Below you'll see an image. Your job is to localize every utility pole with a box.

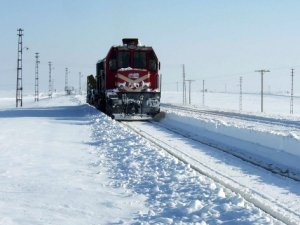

[48,62,52,98]
[65,67,69,94]
[52,78,55,93]
[185,79,195,104]
[176,81,178,92]
[16,28,24,107]
[290,69,294,114]
[255,69,270,112]
[202,79,205,106]
[182,64,186,104]
[78,72,82,95]
[239,76,243,111]
[34,53,40,102]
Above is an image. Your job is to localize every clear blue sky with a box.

[1,0,300,94]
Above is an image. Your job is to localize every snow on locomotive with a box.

[87,38,161,120]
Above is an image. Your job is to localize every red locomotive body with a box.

[87,38,161,120]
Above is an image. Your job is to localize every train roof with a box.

[113,45,153,50]
[97,39,157,64]
[113,38,154,50]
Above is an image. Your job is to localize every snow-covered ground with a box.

[161,91,300,116]
[161,92,300,177]
[0,95,146,224]
[0,91,299,224]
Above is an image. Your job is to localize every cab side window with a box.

[149,51,157,71]
[109,51,117,70]
[97,61,104,76]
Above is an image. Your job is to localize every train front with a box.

[105,38,161,120]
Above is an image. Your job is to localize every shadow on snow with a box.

[0,105,98,121]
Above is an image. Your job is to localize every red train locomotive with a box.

[87,38,161,120]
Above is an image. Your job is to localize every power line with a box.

[185,64,300,82]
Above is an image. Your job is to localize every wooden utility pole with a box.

[65,67,69,94]
[79,72,82,95]
[185,79,195,104]
[202,80,205,106]
[239,76,243,111]
[290,69,294,114]
[255,69,270,112]
[182,64,186,104]
[48,62,52,98]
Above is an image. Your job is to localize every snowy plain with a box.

[161,91,300,175]
[0,93,146,224]
[0,91,299,224]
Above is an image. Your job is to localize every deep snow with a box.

[0,95,146,224]
[161,91,300,116]
[0,92,297,224]
[161,91,300,178]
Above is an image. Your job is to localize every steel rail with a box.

[121,120,300,225]
[161,103,300,130]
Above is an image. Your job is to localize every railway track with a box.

[121,120,300,225]
[161,103,300,130]
[151,120,300,182]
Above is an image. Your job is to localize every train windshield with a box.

[118,51,130,68]
[134,52,146,69]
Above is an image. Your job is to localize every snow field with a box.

[161,110,300,178]
[91,113,280,224]
[0,95,146,225]
[161,91,300,116]
[0,93,294,224]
